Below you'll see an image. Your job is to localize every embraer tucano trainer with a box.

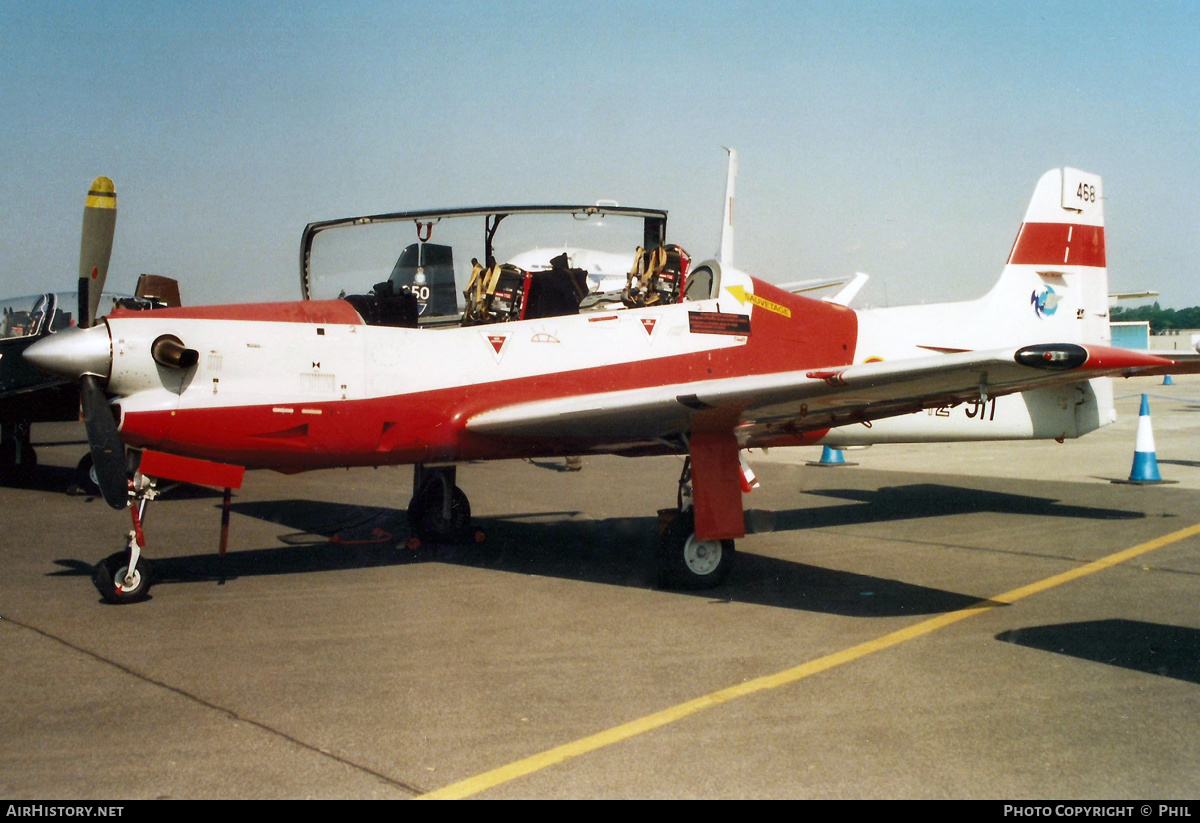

[25,162,1192,603]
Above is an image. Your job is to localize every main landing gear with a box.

[407,464,476,544]
[70,453,103,497]
[656,457,735,590]
[406,459,734,588]
[0,421,37,484]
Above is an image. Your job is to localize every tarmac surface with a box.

[2,375,1199,799]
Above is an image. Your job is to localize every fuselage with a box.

[102,267,856,469]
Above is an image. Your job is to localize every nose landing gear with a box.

[91,475,156,604]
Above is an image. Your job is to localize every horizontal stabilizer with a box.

[774,276,848,294]
[824,272,870,307]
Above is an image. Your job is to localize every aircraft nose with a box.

[23,324,112,381]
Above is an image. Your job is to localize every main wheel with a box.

[659,509,734,590]
[407,482,471,540]
[92,551,153,604]
[72,453,102,496]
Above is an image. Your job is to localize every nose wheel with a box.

[93,550,153,604]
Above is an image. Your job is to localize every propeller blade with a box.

[79,374,128,509]
[78,177,117,328]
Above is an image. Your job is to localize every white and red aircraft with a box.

[25,163,1191,603]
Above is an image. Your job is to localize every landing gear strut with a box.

[407,464,472,540]
[91,474,156,604]
[0,421,37,483]
[657,457,735,589]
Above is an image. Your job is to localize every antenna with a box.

[716,148,737,264]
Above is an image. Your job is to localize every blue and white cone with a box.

[807,445,855,467]
[1163,374,1174,386]
[1126,394,1163,483]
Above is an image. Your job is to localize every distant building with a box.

[1111,321,1150,350]
[1148,327,1200,353]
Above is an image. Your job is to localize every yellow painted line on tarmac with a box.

[418,521,1200,799]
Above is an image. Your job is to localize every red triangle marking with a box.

[641,318,656,335]
[488,335,506,354]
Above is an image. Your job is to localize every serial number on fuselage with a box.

[927,397,997,421]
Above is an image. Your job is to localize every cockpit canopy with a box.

[300,205,669,324]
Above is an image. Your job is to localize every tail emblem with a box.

[1031,286,1062,318]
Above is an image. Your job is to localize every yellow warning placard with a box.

[725,286,791,318]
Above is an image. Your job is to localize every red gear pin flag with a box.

[738,453,760,493]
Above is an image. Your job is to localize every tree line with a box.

[1111,303,1200,333]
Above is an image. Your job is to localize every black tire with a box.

[659,509,734,590]
[407,482,471,539]
[92,551,153,604]
[73,453,102,496]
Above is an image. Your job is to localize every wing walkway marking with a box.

[419,521,1200,799]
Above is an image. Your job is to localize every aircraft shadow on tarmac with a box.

[1158,458,1200,470]
[2,463,225,501]
[217,498,1013,618]
[768,483,1149,531]
[0,464,73,493]
[996,620,1200,684]
[51,483,1145,614]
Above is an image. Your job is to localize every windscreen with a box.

[0,295,49,339]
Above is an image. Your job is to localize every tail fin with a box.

[986,168,1109,346]
[716,147,737,264]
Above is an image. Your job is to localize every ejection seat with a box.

[462,260,526,325]
[622,244,690,308]
[523,253,589,320]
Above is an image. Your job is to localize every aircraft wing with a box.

[467,343,1189,445]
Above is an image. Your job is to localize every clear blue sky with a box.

[2,0,1197,308]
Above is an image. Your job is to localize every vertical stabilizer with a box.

[985,168,1109,346]
[716,148,737,264]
